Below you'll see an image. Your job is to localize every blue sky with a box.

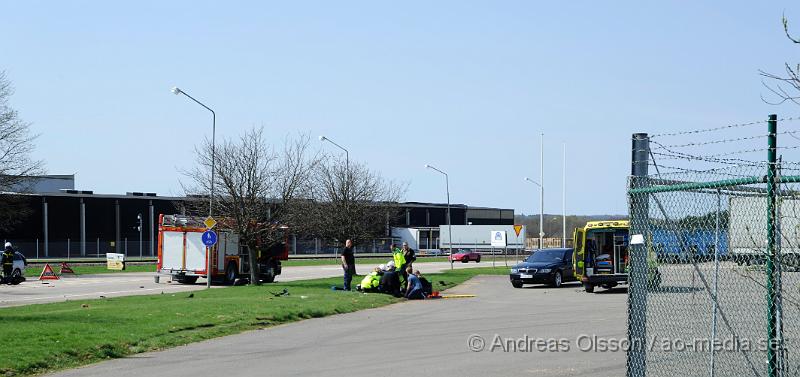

[2,1,799,215]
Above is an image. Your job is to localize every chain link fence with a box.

[627,115,800,377]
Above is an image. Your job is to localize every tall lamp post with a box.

[562,142,566,248]
[318,135,349,171]
[425,164,453,270]
[172,86,216,289]
[524,177,543,250]
[319,135,351,250]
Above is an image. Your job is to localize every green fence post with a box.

[766,113,778,377]
[627,133,649,377]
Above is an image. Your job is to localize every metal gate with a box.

[626,115,800,377]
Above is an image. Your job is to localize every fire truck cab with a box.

[156,214,288,285]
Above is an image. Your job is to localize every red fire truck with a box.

[156,214,288,284]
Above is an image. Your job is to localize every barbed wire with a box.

[637,152,762,166]
[646,163,760,179]
[656,130,800,149]
[649,120,766,138]
[648,116,800,138]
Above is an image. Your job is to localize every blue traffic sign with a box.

[202,230,218,246]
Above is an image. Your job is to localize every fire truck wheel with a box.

[261,265,276,283]
[177,276,198,285]
[224,262,237,285]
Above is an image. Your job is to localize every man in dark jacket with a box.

[2,242,14,284]
[340,239,356,291]
[379,261,402,297]
[399,242,415,284]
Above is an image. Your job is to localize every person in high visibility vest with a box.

[392,244,407,284]
[357,267,383,292]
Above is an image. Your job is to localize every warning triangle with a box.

[60,262,75,274]
[39,263,60,280]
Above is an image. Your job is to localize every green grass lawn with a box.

[0,266,507,376]
[31,255,522,277]
[66,264,157,275]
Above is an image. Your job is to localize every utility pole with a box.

[562,142,567,248]
[172,86,216,289]
[539,133,544,249]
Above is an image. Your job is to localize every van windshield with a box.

[526,250,563,263]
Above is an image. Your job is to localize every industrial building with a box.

[0,175,515,258]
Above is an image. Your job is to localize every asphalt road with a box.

[0,260,492,307]
[48,276,628,377]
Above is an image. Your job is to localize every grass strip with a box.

[38,256,482,275]
[0,266,508,376]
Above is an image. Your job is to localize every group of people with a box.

[339,240,432,299]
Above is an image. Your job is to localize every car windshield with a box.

[526,250,564,263]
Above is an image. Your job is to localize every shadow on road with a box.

[594,287,628,294]
[520,282,582,289]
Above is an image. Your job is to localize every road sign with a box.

[513,224,523,237]
[490,231,507,247]
[60,262,75,274]
[106,253,125,270]
[39,263,59,280]
[203,216,217,229]
[202,230,218,246]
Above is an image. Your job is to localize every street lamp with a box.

[172,86,215,289]
[425,164,453,269]
[319,135,349,171]
[319,135,351,244]
[524,177,544,250]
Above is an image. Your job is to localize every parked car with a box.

[424,249,447,257]
[449,250,481,263]
[509,248,575,288]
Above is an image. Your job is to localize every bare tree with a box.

[760,14,800,105]
[184,127,315,285]
[299,156,406,246]
[0,71,43,232]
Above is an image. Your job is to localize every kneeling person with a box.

[357,267,383,292]
[379,261,402,297]
[405,267,426,300]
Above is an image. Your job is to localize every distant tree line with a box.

[514,214,627,239]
